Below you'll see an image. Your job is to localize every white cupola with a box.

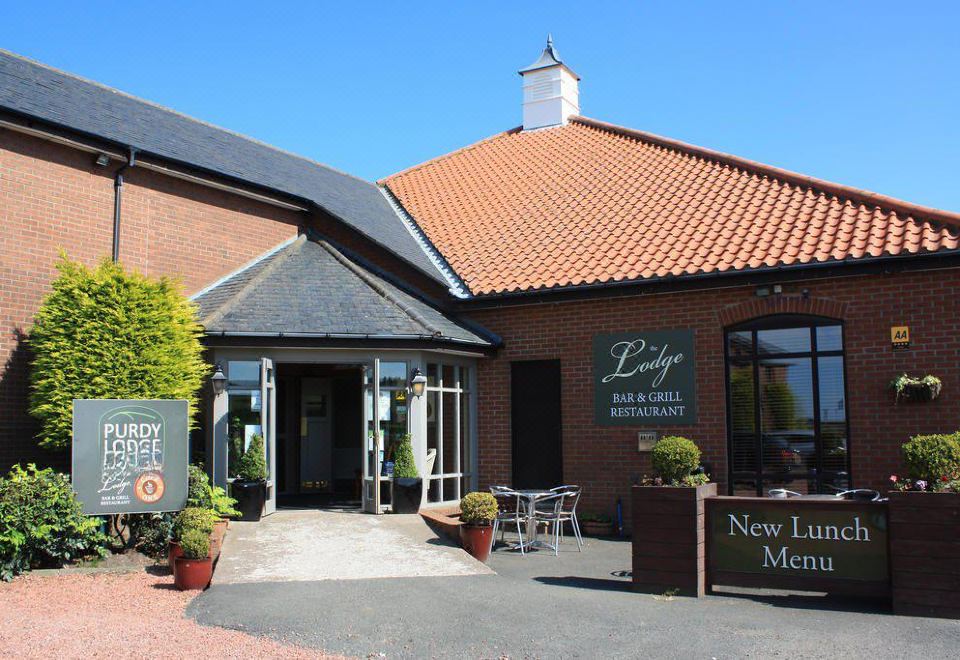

[518,35,580,131]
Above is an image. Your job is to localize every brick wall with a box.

[0,128,301,468]
[466,269,960,522]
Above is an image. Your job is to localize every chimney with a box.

[518,35,580,131]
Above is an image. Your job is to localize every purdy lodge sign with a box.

[72,399,189,515]
[593,329,697,425]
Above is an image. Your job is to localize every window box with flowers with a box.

[888,433,960,619]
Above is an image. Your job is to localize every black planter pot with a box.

[391,477,422,514]
[232,479,265,521]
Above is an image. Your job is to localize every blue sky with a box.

[2,2,958,211]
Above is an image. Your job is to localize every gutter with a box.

[204,330,492,347]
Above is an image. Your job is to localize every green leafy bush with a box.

[0,465,107,580]
[179,528,210,560]
[210,485,240,519]
[392,434,419,479]
[902,433,960,487]
[238,433,267,482]
[186,464,239,518]
[128,512,176,558]
[651,436,702,484]
[28,256,207,450]
[172,507,217,540]
[459,492,498,526]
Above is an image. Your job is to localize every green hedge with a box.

[28,256,207,450]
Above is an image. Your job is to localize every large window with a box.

[426,362,475,503]
[725,316,849,496]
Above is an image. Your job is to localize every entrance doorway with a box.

[276,363,364,509]
[511,360,562,489]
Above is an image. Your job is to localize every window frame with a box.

[425,361,475,504]
[723,314,852,496]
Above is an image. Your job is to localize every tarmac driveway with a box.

[191,529,960,659]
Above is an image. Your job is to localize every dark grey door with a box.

[511,360,562,489]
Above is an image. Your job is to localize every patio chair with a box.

[490,487,527,555]
[531,491,567,556]
[547,485,583,551]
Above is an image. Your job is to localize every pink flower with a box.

[889,475,898,483]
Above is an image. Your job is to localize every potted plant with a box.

[391,433,422,514]
[169,507,218,569]
[579,513,614,537]
[890,374,942,402]
[232,433,267,521]
[459,492,498,563]
[173,528,213,591]
[633,436,715,597]
[888,432,960,618]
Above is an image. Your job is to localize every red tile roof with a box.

[383,116,960,296]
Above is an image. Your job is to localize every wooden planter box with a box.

[888,490,960,619]
[632,483,717,597]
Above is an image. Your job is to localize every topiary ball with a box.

[651,436,702,484]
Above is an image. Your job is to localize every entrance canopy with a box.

[194,235,495,348]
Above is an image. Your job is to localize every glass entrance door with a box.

[362,360,382,513]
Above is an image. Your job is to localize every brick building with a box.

[2,42,959,520]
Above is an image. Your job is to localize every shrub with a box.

[238,434,267,482]
[186,464,213,509]
[172,507,217,540]
[902,433,960,487]
[392,434,419,479]
[28,256,207,450]
[128,512,176,558]
[459,492,498,526]
[0,465,107,580]
[210,485,240,519]
[651,436,702,484]
[179,528,210,561]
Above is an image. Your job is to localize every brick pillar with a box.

[632,482,716,597]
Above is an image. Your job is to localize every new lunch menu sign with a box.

[72,399,188,515]
[593,329,697,426]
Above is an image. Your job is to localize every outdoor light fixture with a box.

[94,153,111,167]
[409,368,427,398]
[210,363,227,397]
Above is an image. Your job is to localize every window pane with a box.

[227,390,261,478]
[816,325,843,352]
[443,478,458,502]
[728,362,756,473]
[757,327,811,354]
[442,364,455,387]
[428,477,442,503]
[732,479,759,497]
[459,391,471,477]
[426,389,438,477]
[763,476,815,496]
[442,391,457,474]
[759,357,815,474]
[727,330,753,358]
[379,362,407,388]
[380,389,409,458]
[818,355,847,474]
[427,363,438,387]
[227,361,260,387]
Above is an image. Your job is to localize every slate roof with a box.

[384,116,960,296]
[0,49,445,285]
[194,235,493,346]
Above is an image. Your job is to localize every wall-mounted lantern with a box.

[409,368,427,398]
[210,363,227,397]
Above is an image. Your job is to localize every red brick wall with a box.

[466,269,960,522]
[0,129,301,468]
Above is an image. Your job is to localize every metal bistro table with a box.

[511,489,557,552]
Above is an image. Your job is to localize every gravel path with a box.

[0,570,346,659]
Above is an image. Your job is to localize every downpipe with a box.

[112,147,138,262]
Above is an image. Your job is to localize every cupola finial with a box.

[518,37,580,130]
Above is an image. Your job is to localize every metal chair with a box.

[548,485,583,550]
[531,491,567,556]
[490,487,526,555]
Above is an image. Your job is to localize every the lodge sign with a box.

[72,399,189,515]
[707,498,889,586]
[593,329,696,426]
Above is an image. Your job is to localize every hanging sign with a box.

[72,399,189,515]
[593,329,697,426]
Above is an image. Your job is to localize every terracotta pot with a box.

[174,556,213,591]
[209,534,221,559]
[167,540,183,571]
[459,523,494,563]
